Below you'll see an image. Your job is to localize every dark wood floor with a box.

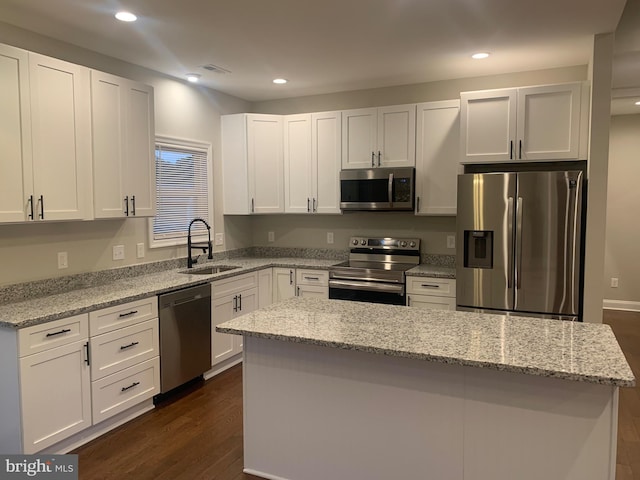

[73,310,640,480]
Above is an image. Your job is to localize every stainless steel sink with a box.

[180,265,240,275]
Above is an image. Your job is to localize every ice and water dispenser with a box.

[463,231,493,269]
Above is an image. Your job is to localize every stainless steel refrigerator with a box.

[456,171,584,321]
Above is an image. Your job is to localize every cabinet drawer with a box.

[213,272,258,299]
[90,319,159,380]
[296,269,329,286]
[91,356,159,424]
[407,294,456,311]
[406,277,456,297]
[18,314,89,357]
[89,297,158,336]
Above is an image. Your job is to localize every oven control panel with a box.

[349,237,420,251]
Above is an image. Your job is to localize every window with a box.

[150,136,212,247]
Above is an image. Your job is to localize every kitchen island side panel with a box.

[242,335,617,480]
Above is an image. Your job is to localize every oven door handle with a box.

[330,274,402,284]
[329,279,404,293]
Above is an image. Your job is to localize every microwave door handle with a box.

[388,173,394,208]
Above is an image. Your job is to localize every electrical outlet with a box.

[112,245,125,261]
[327,232,334,244]
[268,231,275,242]
[446,235,456,249]
[611,277,619,288]
[136,243,145,259]
[215,233,224,246]
[57,252,68,269]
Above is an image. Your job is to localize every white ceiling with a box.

[0,0,634,105]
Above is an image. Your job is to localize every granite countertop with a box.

[406,264,456,278]
[0,258,340,329]
[217,297,635,387]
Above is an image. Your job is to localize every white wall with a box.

[0,22,252,286]
[604,114,640,310]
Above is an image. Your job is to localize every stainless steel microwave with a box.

[340,167,415,211]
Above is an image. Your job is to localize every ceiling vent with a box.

[200,64,231,74]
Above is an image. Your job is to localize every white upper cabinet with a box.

[284,112,341,214]
[415,100,460,215]
[0,44,32,223]
[0,46,91,223]
[91,70,156,218]
[222,114,284,214]
[460,83,583,163]
[29,53,92,221]
[342,104,416,169]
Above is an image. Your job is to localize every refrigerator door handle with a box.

[516,196,524,290]
[507,196,514,289]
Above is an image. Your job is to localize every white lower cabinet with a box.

[296,269,329,299]
[273,268,296,302]
[18,316,92,454]
[212,272,258,365]
[258,268,273,309]
[406,277,456,311]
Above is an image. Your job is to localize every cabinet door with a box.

[29,53,91,220]
[234,287,258,352]
[460,89,516,164]
[91,70,127,218]
[407,294,456,311]
[125,82,156,217]
[211,293,236,365]
[312,111,341,214]
[415,100,460,215]
[377,104,416,167]
[296,284,328,299]
[20,340,91,453]
[273,268,296,303]
[0,44,32,223]
[258,268,273,309]
[284,114,313,213]
[341,108,377,169]
[248,115,284,213]
[517,83,581,161]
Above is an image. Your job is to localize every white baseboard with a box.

[603,299,640,312]
[203,354,242,380]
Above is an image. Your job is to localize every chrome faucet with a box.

[187,218,213,268]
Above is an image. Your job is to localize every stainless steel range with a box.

[329,237,420,305]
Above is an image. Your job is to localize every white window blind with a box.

[153,140,210,241]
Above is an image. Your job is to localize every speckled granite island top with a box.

[217,297,635,387]
[0,258,340,329]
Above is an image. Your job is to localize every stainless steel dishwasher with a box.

[158,283,211,394]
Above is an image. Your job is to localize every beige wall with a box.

[250,213,456,255]
[250,66,587,114]
[604,114,640,308]
[0,22,251,286]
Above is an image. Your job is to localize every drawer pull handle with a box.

[118,310,139,318]
[121,381,140,392]
[304,276,320,281]
[120,341,140,350]
[421,284,440,288]
[46,328,71,337]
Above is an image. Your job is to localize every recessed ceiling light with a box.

[186,74,201,83]
[635,101,640,106]
[115,11,137,22]
[273,78,288,85]
[471,52,490,60]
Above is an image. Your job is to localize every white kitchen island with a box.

[217,298,635,480]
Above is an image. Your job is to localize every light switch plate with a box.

[57,252,68,269]
[268,231,275,242]
[215,233,224,246]
[113,245,125,261]
[136,243,145,258]
[446,235,456,249]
